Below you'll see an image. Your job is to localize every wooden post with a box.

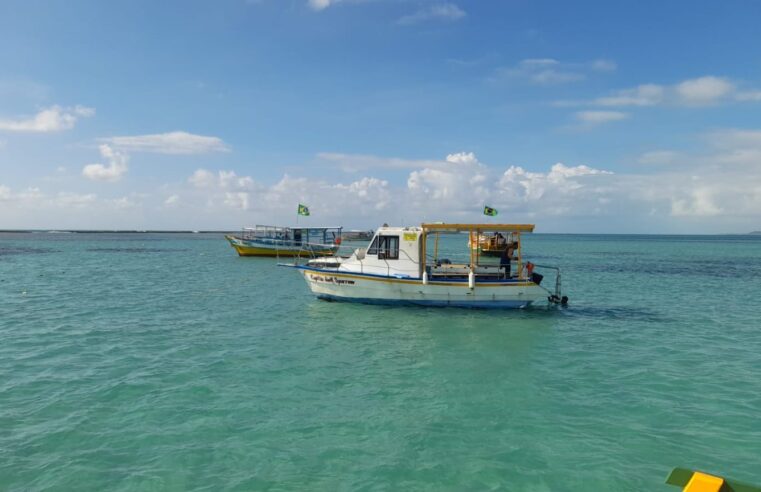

[420,228,426,278]
[469,229,475,269]
[516,231,522,279]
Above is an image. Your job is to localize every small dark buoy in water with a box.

[561,296,569,306]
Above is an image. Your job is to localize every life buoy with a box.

[335,237,342,245]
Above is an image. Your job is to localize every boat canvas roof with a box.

[244,225,342,231]
[421,223,535,233]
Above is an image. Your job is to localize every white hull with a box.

[297,266,548,308]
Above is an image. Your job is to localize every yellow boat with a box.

[225,225,342,258]
[467,231,518,257]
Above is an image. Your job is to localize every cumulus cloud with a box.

[188,169,255,190]
[675,76,734,106]
[4,144,761,232]
[670,188,722,217]
[101,131,229,155]
[0,105,94,132]
[406,152,490,215]
[498,163,613,209]
[82,145,129,182]
[187,169,259,211]
[575,110,628,125]
[397,3,466,25]
[335,177,390,210]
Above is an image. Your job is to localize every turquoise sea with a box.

[1,232,760,491]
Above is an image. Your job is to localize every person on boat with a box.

[500,243,513,278]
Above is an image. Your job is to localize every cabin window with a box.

[367,236,379,255]
[378,235,399,260]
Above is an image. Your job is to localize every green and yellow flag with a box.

[297,204,310,216]
[483,205,498,217]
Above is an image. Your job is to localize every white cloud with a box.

[308,0,335,10]
[671,188,722,217]
[499,58,583,85]
[82,144,129,182]
[397,3,466,25]
[493,58,615,86]
[186,169,259,211]
[306,0,372,11]
[736,91,761,102]
[675,76,734,106]
[188,169,216,188]
[3,144,761,232]
[188,169,256,190]
[56,192,98,207]
[594,84,665,107]
[224,192,250,210]
[0,185,44,203]
[0,105,94,132]
[583,76,735,108]
[110,196,139,210]
[498,163,612,206]
[638,150,682,165]
[317,152,442,172]
[407,152,489,214]
[575,110,628,125]
[335,177,390,210]
[101,131,229,155]
[708,128,761,150]
[590,59,617,72]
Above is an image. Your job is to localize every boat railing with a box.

[275,240,342,263]
[531,263,567,305]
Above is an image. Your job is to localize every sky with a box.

[1,0,761,233]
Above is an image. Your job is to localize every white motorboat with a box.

[282,223,567,308]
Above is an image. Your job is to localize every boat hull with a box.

[226,235,337,257]
[296,266,548,309]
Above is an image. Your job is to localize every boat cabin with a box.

[337,223,535,281]
[241,225,342,247]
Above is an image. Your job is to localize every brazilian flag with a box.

[297,204,310,216]
[483,205,498,217]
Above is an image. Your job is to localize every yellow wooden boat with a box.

[226,225,342,257]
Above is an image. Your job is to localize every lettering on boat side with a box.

[310,274,355,285]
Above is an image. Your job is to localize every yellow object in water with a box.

[683,472,724,492]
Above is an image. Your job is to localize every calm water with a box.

[1,232,760,490]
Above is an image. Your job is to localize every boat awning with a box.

[421,223,535,233]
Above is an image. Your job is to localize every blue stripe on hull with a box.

[295,265,529,284]
[315,294,532,309]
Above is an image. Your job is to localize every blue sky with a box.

[1,0,761,232]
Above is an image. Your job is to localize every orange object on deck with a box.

[683,472,724,492]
